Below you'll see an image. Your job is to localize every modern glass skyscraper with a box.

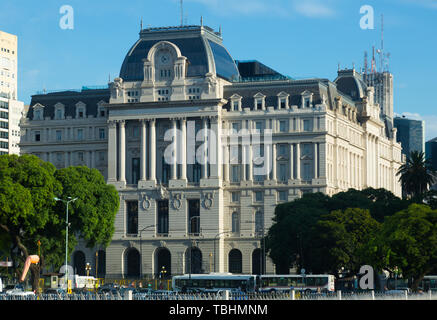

[394,116,425,158]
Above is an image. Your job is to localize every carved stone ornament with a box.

[172,193,182,210]
[203,192,214,209]
[156,185,169,199]
[141,193,151,211]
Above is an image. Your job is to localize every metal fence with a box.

[1,290,436,301]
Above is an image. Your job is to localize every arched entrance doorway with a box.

[73,251,85,276]
[96,250,106,278]
[125,248,140,278]
[156,247,171,279]
[228,249,242,274]
[186,247,203,274]
[252,248,265,275]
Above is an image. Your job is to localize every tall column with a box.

[223,144,229,182]
[171,118,178,180]
[271,143,277,180]
[289,144,294,180]
[107,120,117,182]
[181,118,187,180]
[209,116,221,180]
[140,119,147,181]
[202,117,208,179]
[248,144,253,181]
[119,120,126,183]
[295,143,301,180]
[313,142,318,179]
[242,145,247,181]
[149,119,156,182]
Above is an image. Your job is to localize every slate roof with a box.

[27,88,110,120]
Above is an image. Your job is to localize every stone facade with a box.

[20,25,403,279]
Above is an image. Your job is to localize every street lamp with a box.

[86,263,91,277]
[54,196,78,289]
[139,224,155,279]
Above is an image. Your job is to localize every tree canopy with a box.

[0,155,119,290]
[265,188,410,276]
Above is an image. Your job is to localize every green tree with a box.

[312,208,380,276]
[266,188,408,275]
[397,151,435,201]
[0,155,120,291]
[0,154,61,290]
[367,204,437,291]
[265,192,330,273]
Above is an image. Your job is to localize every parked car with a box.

[44,288,67,295]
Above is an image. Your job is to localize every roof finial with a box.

[140,17,143,31]
[200,16,203,26]
[219,25,222,35]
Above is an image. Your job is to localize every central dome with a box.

[119,25,240,82]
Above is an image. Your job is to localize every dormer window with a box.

[277,92,289,109]
[301,90,313,108]
[34,110,42,120]
[230,94,242,112]
[32,103,45,120]
[253,93,266,111]
[75,102,87,119]
[54,102,65,120]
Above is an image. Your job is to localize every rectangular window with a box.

[231,165,240,183]
[279,164,287,181]
[278,191,288,201]
[256,99,263,110]
[132,158,140,184]
[279,120,287,132]
[99,128,105,140]
[303,120,310,132]
[254,191,263,202]
[157,200,169,235]
[77,129,83,140]
[255,121,263,133]
[56,130,62,141]
[232,122,239,132]
[231,192,240,203]
[280,98,286,109]
[188,200,200,234]
[232,101,239,111]
[35,131,41,142]
[127,201,138,235]
[78,152,84,162]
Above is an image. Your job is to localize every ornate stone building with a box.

[20,25,403,278]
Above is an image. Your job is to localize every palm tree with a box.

[397,151,436,200]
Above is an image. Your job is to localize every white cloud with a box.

[292,0,336,18]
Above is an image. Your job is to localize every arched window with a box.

[231,212,240,233]
[96,250,106,278]
[156,248,171,279]
[186,247,203,274]
[125,248,140,278]
[228,249,242,274]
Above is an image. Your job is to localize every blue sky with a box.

[1,0,436,139]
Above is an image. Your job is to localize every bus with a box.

[258,274,335,293]
[172,273,257,293]
[420,276,437,291]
